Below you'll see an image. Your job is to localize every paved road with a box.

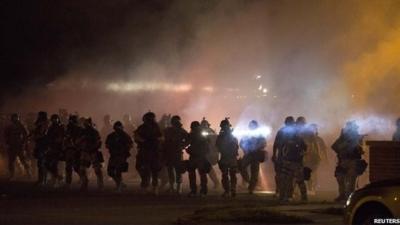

[0,180,343,225]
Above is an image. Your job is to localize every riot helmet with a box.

[142,112,156,123]
[171,115,182,127]
[113,121,124,131]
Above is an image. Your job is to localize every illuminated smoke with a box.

[232,126,272,139]
[347,114,396,139]
[106,81,192,93]
[3,1,400,192]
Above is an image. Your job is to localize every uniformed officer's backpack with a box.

[282,136,304,162]
[256,150,268,163]
[356,159,368,175]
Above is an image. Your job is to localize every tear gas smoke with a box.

[4,1,398,138]
[232,126,272,139]
[2,0,400,192]
[106,82,192,93]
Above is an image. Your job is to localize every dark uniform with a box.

[239,120,267,194]
[162,115,188,193]
[134,112,162,194]
[25,112,36,177]
[106,121,133,191]
[45,114,65,186]
[78,118,104,191]
[33,112,49,185]
[187,121,210,196]
[332,121,365,201]
[4,114,30,179]
[216,118,239,197]
[279,124,308,202]
[64,115,82,186]
[272,116,295,197]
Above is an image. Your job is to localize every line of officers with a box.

[4,111,396,201]
[2,111,267,197]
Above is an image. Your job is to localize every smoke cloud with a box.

[2,0,400,139]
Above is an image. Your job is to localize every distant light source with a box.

[258,84,263,90]
[262,88,268,93]
[106,82,192,93]
[202,86,214,92]
[255,75,262,80]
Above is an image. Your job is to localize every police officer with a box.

[272,116,295,197]
[106,121,133,191]
[216,118,239,197]
[162,115,189,194]
[64,115,82,187]
[295,116,319,194]
[239,120,267,194]
[78,118,104,191]
[134,112,162,195]
[4,113,30,179]
[25,112,37,177]
[46,114,65,187]
[158,114,172,189]
[392,118,400,141]
[305,124,328,193]
[279,121,308,202]
[332,121,365,202]
[122,114,138,181]
[186,121,210,196]
[200,118,220,189]
[33,111,49,186]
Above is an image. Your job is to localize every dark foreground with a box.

[0,180,344,225]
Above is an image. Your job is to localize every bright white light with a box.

[232,126,272,138]
[256,75,262,80]
[106,82,192,93]
[258,84,263,90]
[201,131,209,137]
[262,88,268,93]
[345,193,353,206]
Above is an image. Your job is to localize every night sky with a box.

[2,0,189,97]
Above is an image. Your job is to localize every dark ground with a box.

[0,178,344,225]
